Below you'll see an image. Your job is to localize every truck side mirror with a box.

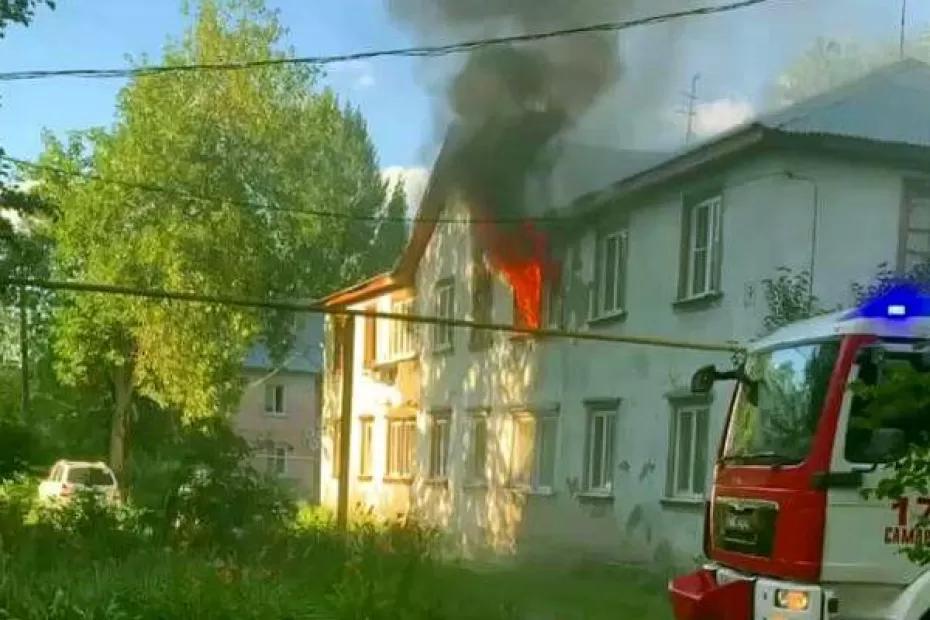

[864,428,907,463]
[691,365,717,394]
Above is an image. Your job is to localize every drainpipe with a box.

[784,171,820,301]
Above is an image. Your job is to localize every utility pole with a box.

[683,73,701,144]
[335,315,355,532]
[900,0,908,59]
[18,285,29,418]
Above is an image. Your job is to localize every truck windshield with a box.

[723,341,840,465]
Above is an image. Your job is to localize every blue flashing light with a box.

[844,284,930,321]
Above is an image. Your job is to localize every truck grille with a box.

[712,497,778,558]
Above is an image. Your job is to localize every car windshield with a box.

[723,340,840,465]
[67,467,114,486]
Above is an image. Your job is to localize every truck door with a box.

[821,344,930,587]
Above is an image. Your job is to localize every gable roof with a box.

[575,58,930,213]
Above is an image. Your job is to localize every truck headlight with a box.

[775,589,810,611]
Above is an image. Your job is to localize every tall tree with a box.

[0,0,53,34]
[365,178,409,274]
[775,33,930,105]
[30,0,389,476]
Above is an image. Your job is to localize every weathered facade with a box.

[320,60,930,567]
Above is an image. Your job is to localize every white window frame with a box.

[466,411,489,484]
[543,277,563,329]
[428,411,451,480]
[387,298,416,361]
[686,196,722,298]
[264,383,286,416]
[359,417,374,479]
[585,407,617,494]
[597,230,627,318]
[263,441,288,476]
[386,417,416,480]
[669,404,710,499]
[433,280,454,352]
[510,410,558,494]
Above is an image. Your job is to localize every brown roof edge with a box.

[320,272,404,308]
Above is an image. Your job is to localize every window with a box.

[388,299,416,360]
[433,280,454,351]
[467,413,488,483]
[264,442,288,476]
[386,417,417,479]
[364,313,378,368]
[900,180,930,272]
[543,277,563,329]
[511,411,558,492]
[264,384,285,415]
[845,347,930,464]
[428,412,451,480]
[597,231,627,317]
[682,195,722,299]
[359,418,374,478]
[670,405,710,498]
[470,251,493,350]
[585,407,617,494]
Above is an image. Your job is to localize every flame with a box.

[473,210,556,330]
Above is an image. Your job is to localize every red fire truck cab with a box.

[669,289,930,620]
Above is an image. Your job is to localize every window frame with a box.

[668,403,710,500]
[680,194,723,300]
[386,416,417,481]
[427,410,452,482]
[596,230,628,319]
[466,411,489,485]
[433,279,455,353]
[584,404,618,495]
[470,252,494,351]
[543,276,564,330]
[264,383,286,416]
[387,298,417,361]
[898,178,930,273]
[359,417,375,479]
[510,408,559,494]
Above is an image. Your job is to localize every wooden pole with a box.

[336,315,355,531]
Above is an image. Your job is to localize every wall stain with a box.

[639,460,656,482]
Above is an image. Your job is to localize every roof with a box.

[243,313,323,374]
[578,58,930,212]
[751,310,930,352]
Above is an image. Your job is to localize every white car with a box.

[38,460,121,505]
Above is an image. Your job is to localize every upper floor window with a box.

[470,249,494,350]
[543,277,563,330]
[681,195,722,299]
[433,280,454,352]
[901,180,930,272]
[388,299,416,360]
[264,384,285,416]
[595,230,627,318]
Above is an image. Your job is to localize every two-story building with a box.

[319,59,930,568]
[233,314,323,501]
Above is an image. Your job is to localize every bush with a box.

[0,416,38,481]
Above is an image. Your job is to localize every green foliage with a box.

[760,267,825,335]
[0,0,53,35]
[0,416,37,480]
[28,0,394,472]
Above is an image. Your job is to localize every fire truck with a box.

[669,289,930,619]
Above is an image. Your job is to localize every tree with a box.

[364,178,409,274]
[30,0,390,477]
[0,0,53,35]
[775,33,930,105]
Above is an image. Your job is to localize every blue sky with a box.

[1,1,928,174]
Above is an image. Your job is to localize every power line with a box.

[2,155,564,225]
[2,277,742,353]
[0,0,780,82]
